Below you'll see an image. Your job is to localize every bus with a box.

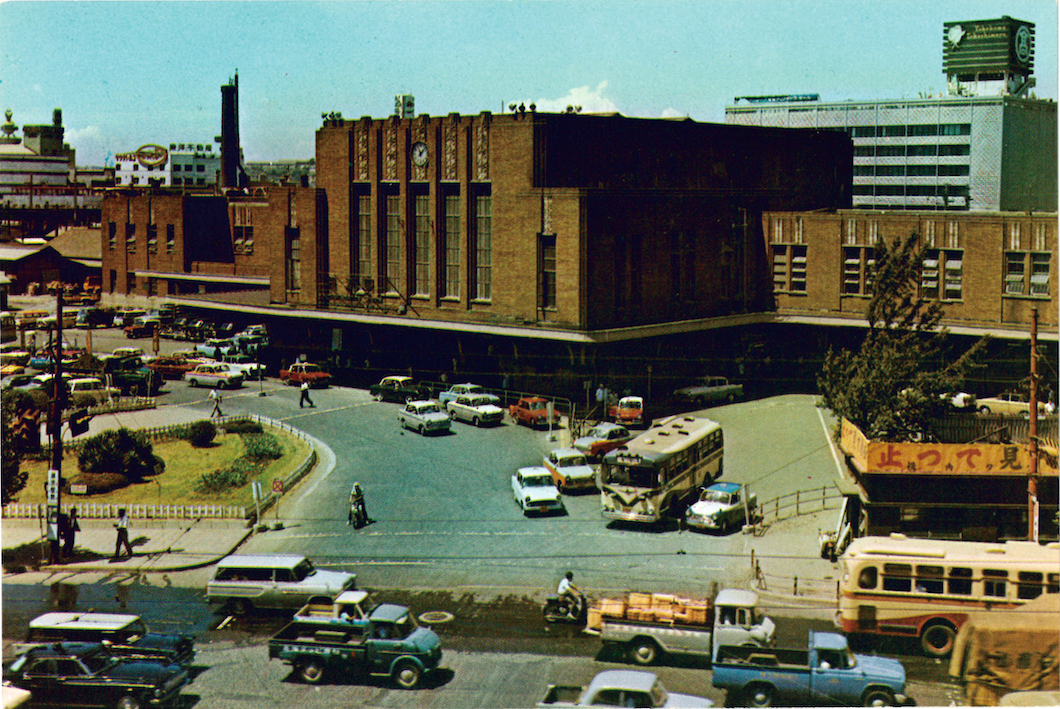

[837,534,1060,658]
[0,312,14,343]
[599,414,723,523]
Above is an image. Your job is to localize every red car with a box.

[508,396,562,428]
[279,362,332,388]
[146,356,198,380]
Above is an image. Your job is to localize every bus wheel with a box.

[920,622,956,657]
[744,682,774,708]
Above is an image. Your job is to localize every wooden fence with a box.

[6,414,314,521]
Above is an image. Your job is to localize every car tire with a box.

[978,405,991,414]
[189,379,199,388]
[232,598,253,616]
[862,689,896,707]
[115,696,141,709]
[745,682,775,708]
[473,417,481,427]
[298,659,325,684]
[391,659,422,689]
[630,638,659,665]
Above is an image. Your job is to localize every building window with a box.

[286,227,301,293]
[922,249,963,300]
[937,164,970,177]
[166,224,175,253]
[384,194,401,293]
[125,223,136,253]
[147,225,158,253]
[907,145,938,157]
[126,272,136,293]
[938,144,970,156]
[357,193,371,282]
[442,193,460,298]
[412,193,430,297]
[539,234,557,310]
[843,246,874,295]
[1006,252,1052,296]
[473,194,492,301]
[772,244,807,293]
[233,206,253,254]
[108,222,117,250]
[940,123,972,136]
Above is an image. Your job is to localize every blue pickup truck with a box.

[712,631,909,707]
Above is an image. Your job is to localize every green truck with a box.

[67,353,163,396]
[267,603,442,689]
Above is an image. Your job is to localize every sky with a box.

[0,0,1056,166]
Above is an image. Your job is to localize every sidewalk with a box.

[2,517,252,574]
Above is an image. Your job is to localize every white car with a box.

[543,448,597,491]
[511,466,565,516]
[438,382,501,406]
[220,353,266,380]
[398,400,452,435]
[67,377,121,404]
[184,363,244,389]
[446,394,505,426]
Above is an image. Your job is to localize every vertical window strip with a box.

[943,250,963,300]
[413,194,430,296]
[126,223,136,253]
[385,195,401,292]
[540,234,557,310]
[286,227,301,292]
[921,249,940,299]
[444,194,460,298]
[166,224,175,253]
[357,195,372,282]
[475,195,492,300]
[772,245,789,291]
[791,245,807,292]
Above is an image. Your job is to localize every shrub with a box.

[242,432,283,461]
[185,420,217,447]
[196,458,259,494]
[223,420,263,435]
[77,429,155,483]
[66,472,129,495]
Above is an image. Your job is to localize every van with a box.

[206,554,356,614]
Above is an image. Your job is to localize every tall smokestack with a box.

[220,72,246,188]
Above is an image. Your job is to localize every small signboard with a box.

[70,484,88,495]
[272,479,284,494]
[46,469,60,505]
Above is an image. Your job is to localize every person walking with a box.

[209,388,223,417]
[348,483,368,528]
[113,508,132,559]
[299,380,314,408]
[62,507,80,559]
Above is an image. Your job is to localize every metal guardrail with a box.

[756,485,844,527]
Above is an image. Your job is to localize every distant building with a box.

[169,142,221,187]
[244,159,315,186]
[726,17,1057,212]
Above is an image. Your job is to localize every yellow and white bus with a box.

[600,414,723,524]
[837,534,1060,657]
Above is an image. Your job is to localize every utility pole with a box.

[1028,307,1039,542]
[46,293,64,564]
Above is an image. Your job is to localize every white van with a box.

[206,554,356,614]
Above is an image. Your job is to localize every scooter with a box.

[543,591,587,623]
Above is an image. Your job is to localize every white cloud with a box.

[660,107,687,118]
[64,126,108,166]
[524,81,619,114]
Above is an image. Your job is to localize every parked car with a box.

[0,343,30,366]
[16,612,194,666]
[509,396,562,428]
[111,308,147,328]
[608,395,647,427]
[0,363,25,376]
[398,400,452,435]
[445,393,505,426]
[184,363,244,389]
[369,374,428,403]
[110,347,145,361]
[438,382,500,406]
[206,553,356,615]
[145,355,198,380]
[512,466,565,516]
[673,376,743,406]
[538,669,713,708]
[220,353,266,380]
[195,338,239,359]
[572,422,633,459]
[280,362,332,388]
[123,316,160,339]
[543,448,597,491]
[66,377,121,404]
[977,391,1054,418]
[685,482,758,533]
[3,641,188,709]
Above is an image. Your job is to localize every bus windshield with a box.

[604,463,658,489]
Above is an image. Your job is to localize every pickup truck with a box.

[293,590,377,625]
[597,588,774,666]
[280,362,332,388]
[509,396,562,428]
[538,669,713,707]
[268,604,442,689]
[673,376,743,407]
[369,375,427,403]
[712,631,909,707]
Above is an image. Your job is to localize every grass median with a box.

[18,426,311,509]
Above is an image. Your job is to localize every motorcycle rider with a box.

[557,571,582,615]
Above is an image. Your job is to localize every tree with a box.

[817,232,988,441]
[1,393,30,504]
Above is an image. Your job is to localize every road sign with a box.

[46,469,60,506]
[272,479,284,494]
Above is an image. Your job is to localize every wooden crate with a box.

[628,592,652,607]
[586,606,603,631]
[600,599,626,618]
